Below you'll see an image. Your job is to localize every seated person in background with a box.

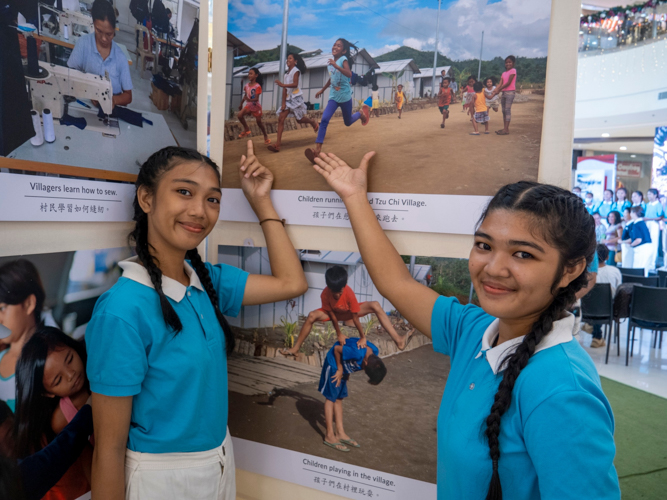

[67,0,132,108]
[588,245,622,348]
[280,265,414,356]
[318,337,386,452]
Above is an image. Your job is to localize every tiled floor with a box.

[578,322,667,399]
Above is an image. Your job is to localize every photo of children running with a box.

[238,68,271,144]
[491,55,517,135]
[317,335,386,452]
[438,77,454,129]
[470,81,490,135]
[279,265,414,357]
[267,53,319,153]
[304,39,369,164]
[394,84,405,119]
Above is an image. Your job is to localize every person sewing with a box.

[67,0,132,108]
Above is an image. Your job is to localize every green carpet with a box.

[600,377,667,499]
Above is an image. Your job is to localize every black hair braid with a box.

[479,184,595,500]
[185,249,236,355]
[130,213,183,333]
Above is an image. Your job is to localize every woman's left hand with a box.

[239,140,273,205]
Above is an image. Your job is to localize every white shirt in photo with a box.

[284,67,303,100]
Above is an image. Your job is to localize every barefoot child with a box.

[438,77,454,129]
[268,53,319,153]
[470,82,489,135]
[14,327,93,500]
[280,265,414,356]
[492,55,516,135]
[318,337,386,452]
[484,77,499,113]
[305,38,368,164]
[394,84,405,119]
[238,68,270,144]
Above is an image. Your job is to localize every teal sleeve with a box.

[86,313,148,397]
[524,391,620,500]
[588,252,599,273]
[206,262,249,317]
[430,295,490,359]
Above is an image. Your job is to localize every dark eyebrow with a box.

[474,231,492,240]
[508,240,545,253]
[173,178,221,194]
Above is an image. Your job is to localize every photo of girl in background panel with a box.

[85,142,307,500]
[309,150,620,500]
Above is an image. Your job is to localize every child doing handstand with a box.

[279,265,414,356]
[268,53,319,153]
[237,67,270,144]
[318,337,386,452]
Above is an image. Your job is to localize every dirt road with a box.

[228,345,450,483]
[222,96,543,196]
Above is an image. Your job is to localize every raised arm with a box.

[312,153,438,337]
[91,394,132,500]
[238,141,308,305]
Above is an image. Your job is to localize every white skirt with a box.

[125,430,235,500]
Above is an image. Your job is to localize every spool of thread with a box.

[63,24,69,40]
[30,111,44,146]
[43,109,56,143]
[27,36,39,77]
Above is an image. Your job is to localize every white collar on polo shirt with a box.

[118,256,205,303]
[474,312,576,375]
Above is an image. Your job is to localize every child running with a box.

[484,77,500,113]
[237,67,270,145]
[305,38,369,164]
[471,81,490,135]
[438,77,454,129]
[394,84,405,119]
[279,265,414,356]
[318,336,386,452]
[462,76,476,114]
[14,327,93,500]
[491,55,517,135]
[268,53,319,153]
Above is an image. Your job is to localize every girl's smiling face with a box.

[139,161,221,256]
[286,54,296,69]
[648,191,658,202]
[332,40,344,57]
[505,58,515,70]
[469,210,582,324]
[42,346,85,398]
[485,79,493,89]
[616,189,626,200]
[632,192,642,204]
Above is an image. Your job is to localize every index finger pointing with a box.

[246,139,254,157]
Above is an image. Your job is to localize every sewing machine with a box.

[39,3,94,39]
[29,61,119,136]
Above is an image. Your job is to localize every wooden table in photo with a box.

[6,108,176,182]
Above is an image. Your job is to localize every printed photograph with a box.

[1,0,198,182]
[222,0,550,197]
[219,245,475,482]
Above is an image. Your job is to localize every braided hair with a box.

[478,181,596,500]
[129,147,235,354]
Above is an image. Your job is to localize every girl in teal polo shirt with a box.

[311,151,620,499]
[86,141,307,500]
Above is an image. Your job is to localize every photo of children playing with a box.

[222,0,550,197]
[219,245,474,482]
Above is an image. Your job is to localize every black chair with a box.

[581,284,614,363]
[626,286,667,366]
[622,274,660,287]
[658,269,667,288]
[618,267,644,276]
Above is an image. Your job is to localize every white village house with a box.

[218,246,431,330]
[231,49,380,112]
[375,59,420,102]
[413,66,453,98]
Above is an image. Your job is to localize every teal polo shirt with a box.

[611,200,630,214]
[598,201,613,218]
[644,201,665,219]
[431,296,620,499]
[86,257,248,453]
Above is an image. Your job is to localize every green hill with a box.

[375,46,547,85]
[234,45,303,68]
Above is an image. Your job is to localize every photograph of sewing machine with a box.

[38,2,94,40]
